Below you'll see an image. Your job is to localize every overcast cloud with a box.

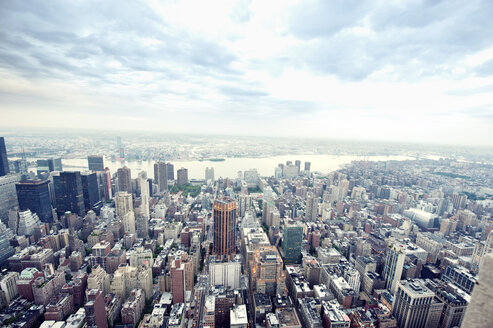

[1,0,492,145]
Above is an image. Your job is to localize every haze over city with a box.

[1,0,493,144]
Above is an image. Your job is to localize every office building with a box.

[0,137,9,177]
[54,171,85,216]
[8,209,41,236]
[392,279,443,328]
[167,162,174,180]
[249,246,286,296]
[283,220,304,264]
[85,289,108,328]
[153,161,168,192]
[87,155,104,171]
[382,242,406,294]
[210,257,241,289]
[171,258,185,304]
[205,167,215,182]
[0,271,19,306]
[0,174,20,225]
[305,192,319,221]
[15,179,53,222]
[117,166,132,193]
[114,191,132,217]
[102,167,112,200]
[36,158,62,174]
[117,136,125,159]
[177,167,188,186]
[81,172,100,212]
[304,162,311,172]
[213,198,237,256]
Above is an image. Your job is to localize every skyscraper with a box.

[0,137,9,177]
[55,171,85,216]
[213,198,237,256]
[0,221,14,264]
[102,168,112,200]
[392,279,442,328]
[282,220,304,264]
[205,167,215,182]
[153,161,167,192]
[167,163,174,181]
[304,162,311,171]
[0,174,20,225]
[177,167,188,186]
[81,172,101,212]
[305,192,319,221]
[15,179,53,223]
[114,191,133,218]
[87,155,104,171]
[117,136,125,159]
[36,158,62,175]
[382,243,406,294]
[117,166,132,193]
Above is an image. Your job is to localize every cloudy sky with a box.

[1,0,493,145]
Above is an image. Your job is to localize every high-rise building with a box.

[392,279,442,328]
[114,191,133,218]
[55,171,85,216]
[138,171,149,219]
[102,167,112,200]
[0,137,9,177]
[282,220,304,264]
[177,167,188,186]
[87,155,104,171]
[81,172,101,212]
[36,158,62,175]
[205,167,215,182]
[213,198,237,256]
[117,136,125,159]
[15,179,53,223]
[382,243,406,294]
[249,246,286,296]
[304,162,311,171]
[0,221,14,265]
[171,258,185,304]
[117,166,132,193]
[153,161,168,192]
[305,192,319,221]
[85,289,108,328]
[167,163,174,181]
[0,272,19,306]
[0,174,20,225]
[8,209,41,236]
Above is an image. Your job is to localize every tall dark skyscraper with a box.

[117,166,132,193]
[154,162,167,192]
[167,163,174,180]
[81,172,101,212]
[55,171,85,216]
[15,179,53,223]
[87,155,104,171]
[282,220,304,264]
[213,198,237,256]
[0,137,9,177]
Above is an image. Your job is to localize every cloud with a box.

[0,0,492,145]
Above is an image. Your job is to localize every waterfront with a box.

[58,154,416,180]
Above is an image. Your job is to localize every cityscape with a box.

[0,133,492,328]
[1,1,493,328]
